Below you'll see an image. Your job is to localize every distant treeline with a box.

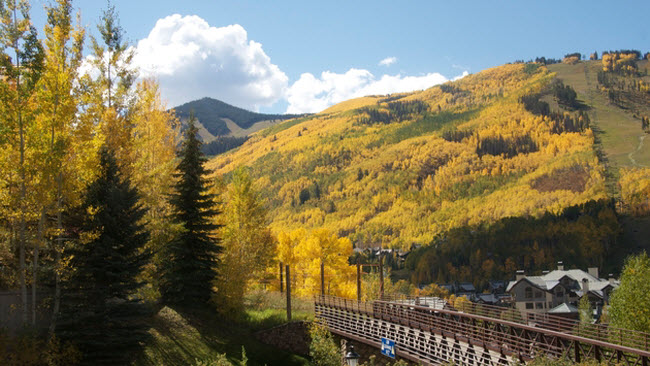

[405,199,620,290]
[357,100,429,125]
[520,80,583,109]
[441,127,473,143]
[515,50,649,65]
[201,136,249,156]
[476,134,538,158]
[519,81,590,134]
[602,50,643,59]
[511,57,561,65]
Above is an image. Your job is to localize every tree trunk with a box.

[49,173,63,336]
[19,213,26,325]
[33,211,45,326]
[14,4,28,327]
[107,51,112,108]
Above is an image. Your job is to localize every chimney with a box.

[588,267,599,279]
[542,270,549,275]
[557,261,564,271]
[582,278,589,292]
[516,270,525,281]
[608,274,615,285]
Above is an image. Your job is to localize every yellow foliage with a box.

[277,228,356,298]
[563,56,580,64]
[602,52,639,73]
[619,168,650,216]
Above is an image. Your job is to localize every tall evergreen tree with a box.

[58,148,150,365]
[159,118,221,307]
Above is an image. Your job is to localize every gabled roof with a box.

[544,269,599,284]
[474,293,497,304]
[579,289,607,300]
[506,276,548,292]
[507,268,616,294]
[458,282,476,292]
[548,303,579,314]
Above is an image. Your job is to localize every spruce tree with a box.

[58,148,150,365]
[159,117,221,307]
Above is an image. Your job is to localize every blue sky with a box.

[29,0,650,113]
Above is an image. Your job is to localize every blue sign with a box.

[381,338,396,358]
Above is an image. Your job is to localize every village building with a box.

[506,262,618,319]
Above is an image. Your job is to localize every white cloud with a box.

[285,69,467,114]
[127,14,469,114]
[379,56,397,67]
[133,14,288,110]
[453,71,469,81]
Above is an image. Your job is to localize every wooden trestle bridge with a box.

[314,295,650,366]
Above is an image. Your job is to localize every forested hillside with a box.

[209,58,650,284]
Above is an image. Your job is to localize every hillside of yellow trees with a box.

[208,62,621,253]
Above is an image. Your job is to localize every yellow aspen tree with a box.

[295,228,355,297]
[215,167,276,317]
[34,0,85,331]
[0,0,44,325]
[78,3,136,174]
[277,228,306,268]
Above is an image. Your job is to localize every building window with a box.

[535,291,543,298]
[525,287,533,299]
[556,290,564,297]
[535,302,543,309]
[525,303,534,309]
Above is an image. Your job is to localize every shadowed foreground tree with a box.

[159,118,221,307]
[57,148,150,365]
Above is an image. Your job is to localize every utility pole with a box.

[357,259,361,301]
[320,261,325,296]
[286,265,291,321]
[279,262,283,293]
[379,255,384,299]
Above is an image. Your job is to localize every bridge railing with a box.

[379,294,650,351]
[315,295,650,364]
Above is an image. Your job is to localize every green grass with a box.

[242,290,314,331]
[549,61,650,168]
[259,115,316,137]
[389,108,481,144]
[134,292,313,366]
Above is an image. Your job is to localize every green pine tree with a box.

[159,117,221,307]
[58,148,151,365]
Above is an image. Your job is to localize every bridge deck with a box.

[315,295,650,366]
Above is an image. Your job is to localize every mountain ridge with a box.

[172,97,302,140]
